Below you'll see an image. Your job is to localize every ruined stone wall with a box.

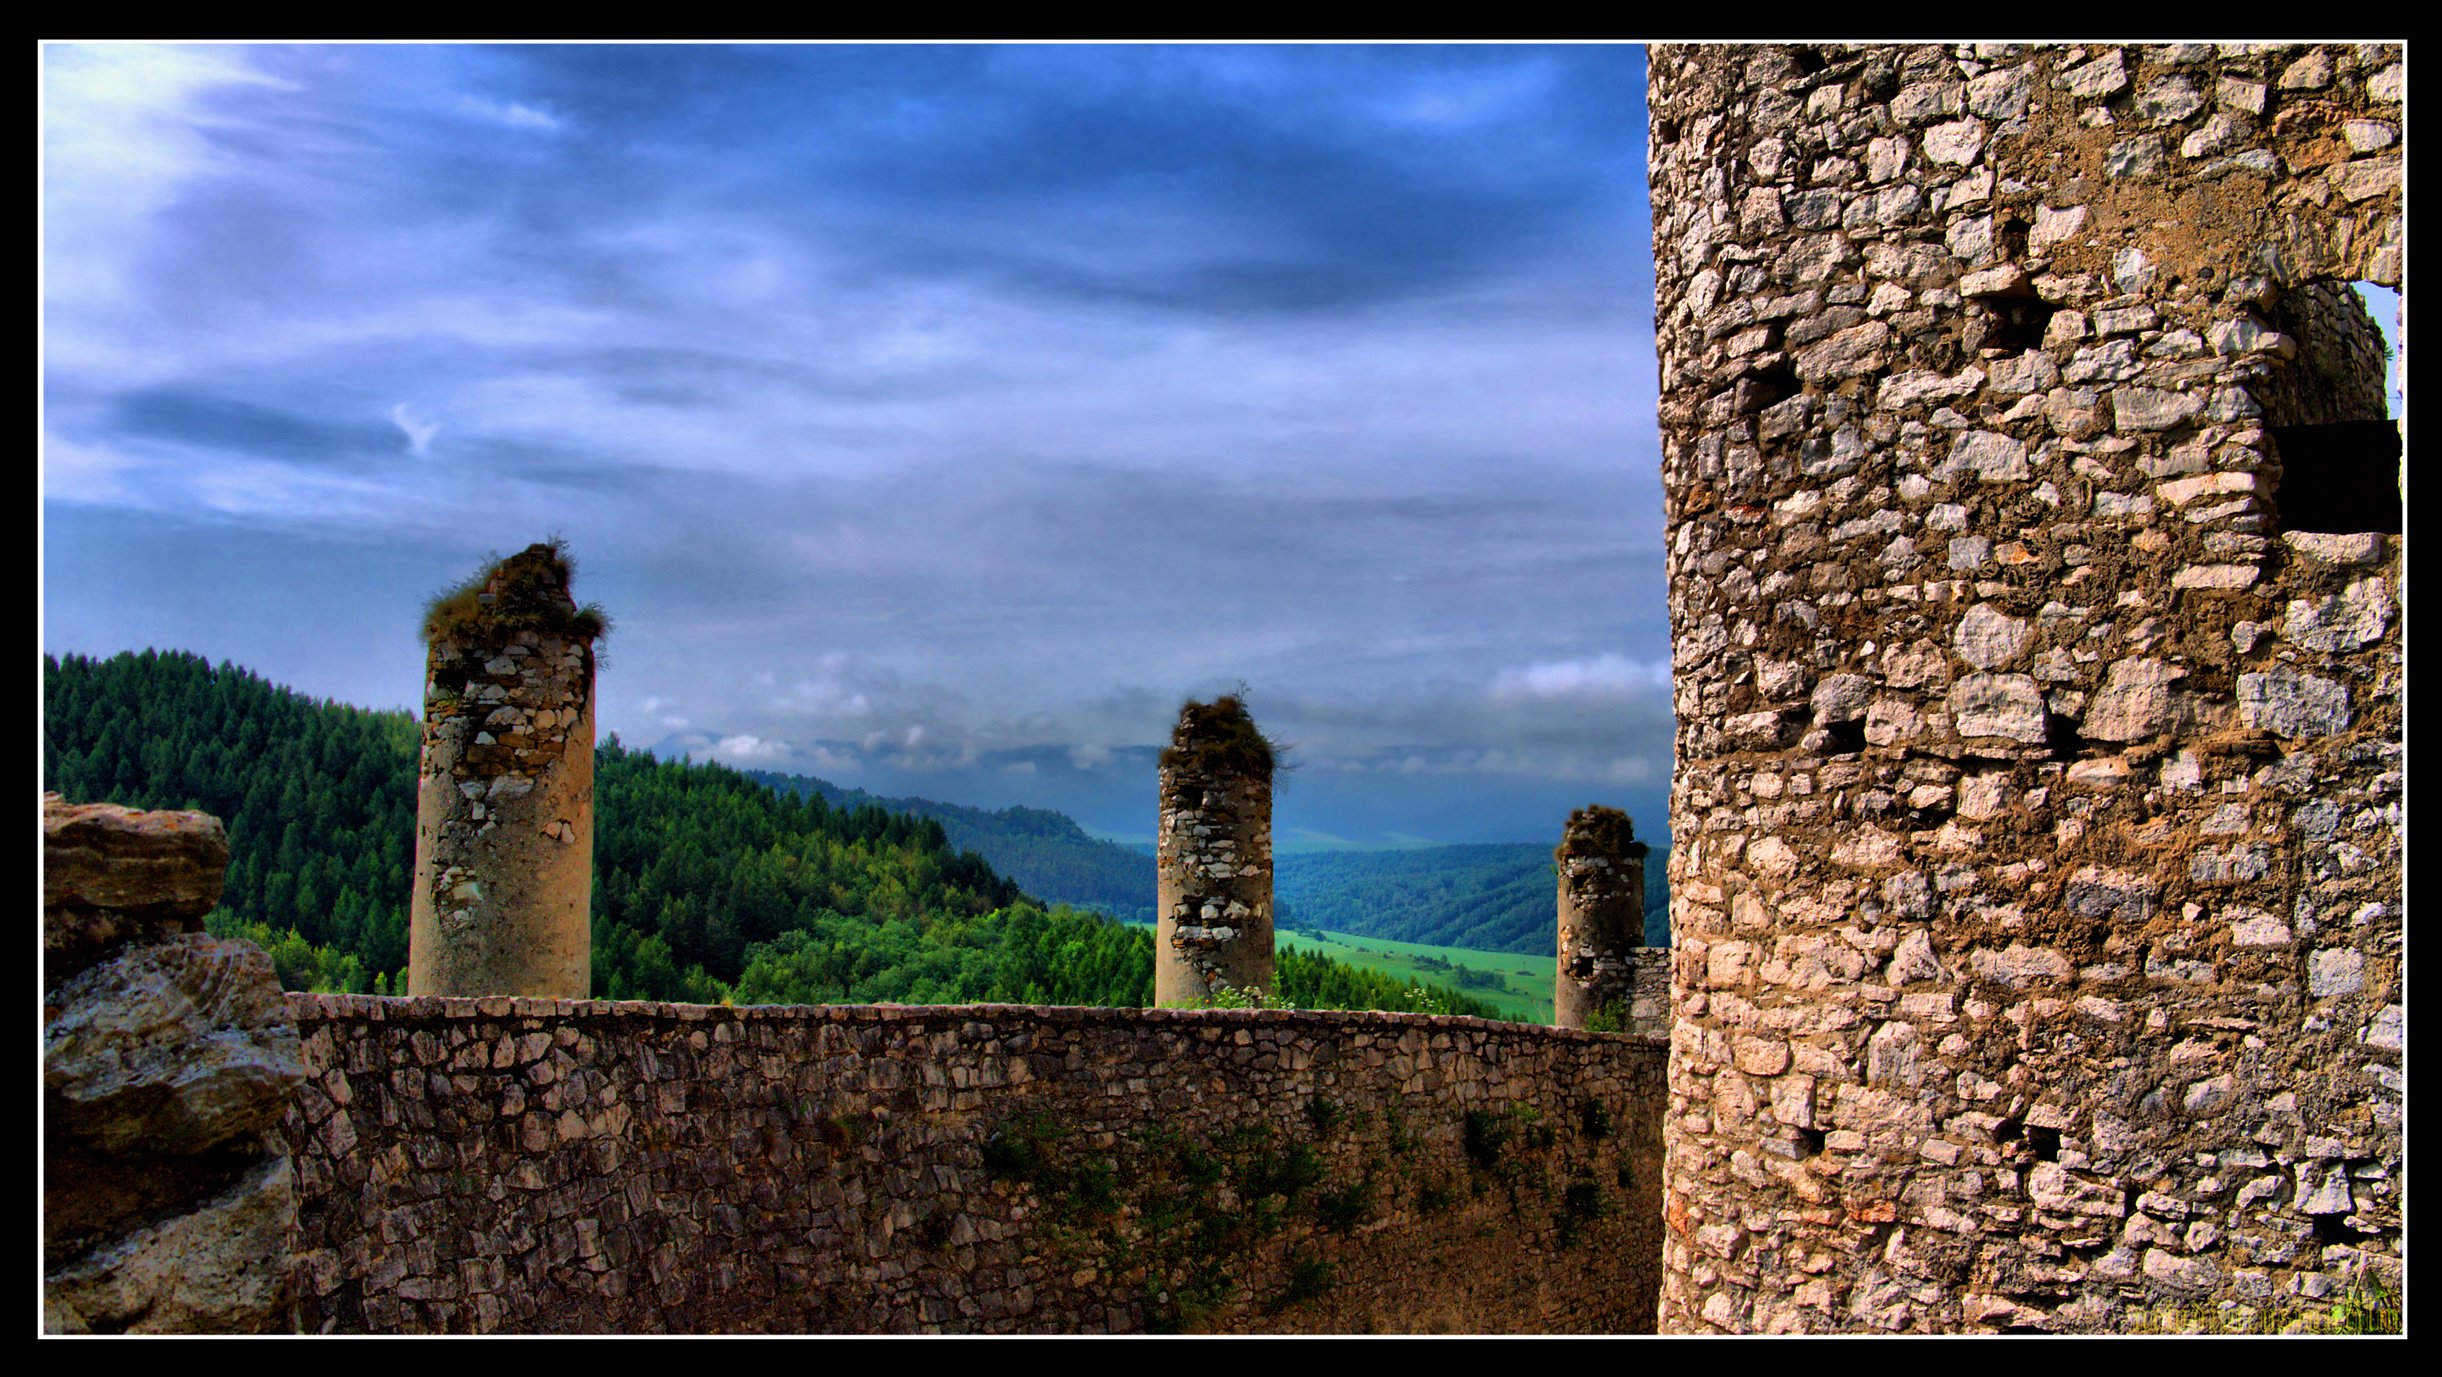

[278,996,1665,1334]
[409,544,598,998]
[1155,698,1277,1005]
[1555,806,1650,1030]
[1625,954,1672,1041]
[1647,42,2401,1333]
[44,797,305,1333]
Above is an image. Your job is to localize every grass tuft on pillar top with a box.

[1159,693,1282,780]
[421,538,610,646]
[1554,804,1648,864]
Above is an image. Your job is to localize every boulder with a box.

[46,932,304,1156]
[44,796,228,977]
[44,1155,297,1333]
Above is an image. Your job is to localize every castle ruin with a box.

[1647,41,2402,1332]
[407,543,602,999]
[1154,695,1278,1006]
[1554,805,1650,1031]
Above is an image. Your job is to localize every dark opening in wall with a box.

[1790,47,1828,77]
[1796,1126,1826,1158]
[2312,1212,2371,1246]
[2270,421,2403,534]
[2025,1125,2061,1163]
[1995,212,2031,261]
[1736,357,1798,414]
[1968,297,2059,355]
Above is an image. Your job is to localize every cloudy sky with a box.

[41,41,1673,848]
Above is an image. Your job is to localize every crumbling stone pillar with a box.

[1649,42,2402,1333]
[1154,695,1276,1005]
[1554,806,1649,1030]
[408,542,601,998]
[43,795,304,1334]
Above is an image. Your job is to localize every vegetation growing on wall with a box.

[420,539,608,647]
[1159,693,1279,780]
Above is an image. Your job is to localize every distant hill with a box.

[1276,843,1670,957]
[746,770,1157,924]
[742,768,1671,957]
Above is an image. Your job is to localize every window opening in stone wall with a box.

[2259,279,2402,536]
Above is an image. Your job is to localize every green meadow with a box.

[1278,929,1555,1025]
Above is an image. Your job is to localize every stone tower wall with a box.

[1154,701,1276,1006]
[1647,42,2401,1333]
[408,546,598,998]
[1554,806,1649,1030]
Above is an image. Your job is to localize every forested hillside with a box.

[1276,843,1672,956]
[43,650,1492,1018]
[746,769,1155,923]
[744,775,1673,956]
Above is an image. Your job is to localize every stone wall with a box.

[1155,696,1278,1005]
[1647,42,2402,1333]
[43,796,305,1333]
[278,996,1666,1334]
[409,543,598,998]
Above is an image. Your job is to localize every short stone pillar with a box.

[1554,805,1647,1031]
[43,795,304,1334]
[1154,695,1276,1006]
[408,542,601,998]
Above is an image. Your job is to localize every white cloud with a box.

[708,733,789,765]
[390,402,439,456]
[456,93,563,133]
[1492,653,1671,702]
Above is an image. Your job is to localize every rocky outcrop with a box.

[43,794,303,1334]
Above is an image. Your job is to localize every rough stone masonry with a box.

[1155,695,1279,1006]
[1647,42,2401,1332]
[1554,805,1651,1031]
[408,543,601,999]
[278,997,1667,1334]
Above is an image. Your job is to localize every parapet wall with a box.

[277,995,1665,1334]
[1648,42,2402,1333]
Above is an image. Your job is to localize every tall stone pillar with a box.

[1554,805,1648,1030]
[1154,695,1276,1006]
[407,542,601,998]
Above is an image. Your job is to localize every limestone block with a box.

[43,797,229,967]
[2082,659,2179,742]
[46,932,305,1156]
[1952,604,2030,672]
[2237,671,2350,738]
[1948,673,2047,743]
[45,1155,297,1333]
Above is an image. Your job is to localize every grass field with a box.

[1279,929,1555,1024]
[1120,920,1559,1023]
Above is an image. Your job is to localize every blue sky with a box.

[41,42,1671,847]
